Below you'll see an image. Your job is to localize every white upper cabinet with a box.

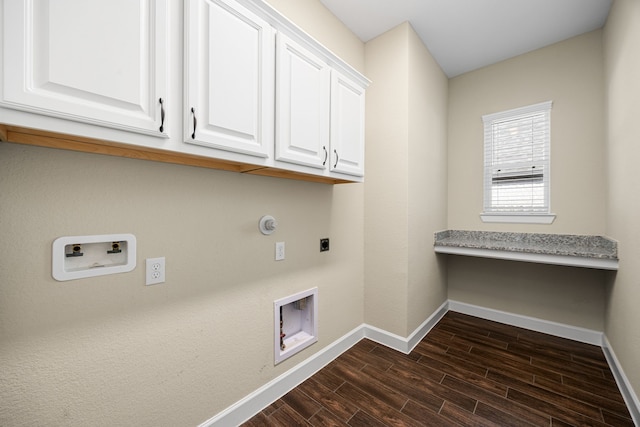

[330,71,366,177]
[275,32,330,169]
[1,0,368,183]
[1,0,169,136]
[184,0,275,160]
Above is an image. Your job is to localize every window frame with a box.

[480,101,555,224]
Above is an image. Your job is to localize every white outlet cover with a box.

[145,257,165,285]
[275,242,285,261]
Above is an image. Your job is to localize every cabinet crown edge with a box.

[238,0,370,89]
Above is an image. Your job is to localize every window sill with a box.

[480,213,556,224]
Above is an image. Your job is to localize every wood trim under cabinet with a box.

[0,124,351,185]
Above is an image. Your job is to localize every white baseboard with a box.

[201,300,639,427]
[603,336,640,426]
[447,300,604,346]
[198,324,366,427]
[364,300,449,354]
[200,301,448,426]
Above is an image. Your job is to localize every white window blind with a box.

[483,101,552,216]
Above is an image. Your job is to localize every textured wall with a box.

[0,1,365,425]
[448,30,606,234]
[406,27,449,333]
[447,256,606,331]
[446,31,609,331]
[364,23,448,337]
[364,24,411,336]
[603,0,640,404]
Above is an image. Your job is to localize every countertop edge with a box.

[434,245,619,270]
[433,230,619,270]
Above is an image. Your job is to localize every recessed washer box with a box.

[52,234,136,281]
[274,287,318,364]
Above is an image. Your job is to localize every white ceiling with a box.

[318,0,613,77]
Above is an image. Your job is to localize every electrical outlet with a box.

[275,242,285,261]
[146,257,165,285]
[320,238,330,252]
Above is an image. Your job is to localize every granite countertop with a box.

[434,230,618,261]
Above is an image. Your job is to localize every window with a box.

[481,101,555,224]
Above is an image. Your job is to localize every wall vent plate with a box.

[52,234,136,281]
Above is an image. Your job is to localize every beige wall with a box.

[407,28,449,332]
[267,0,364,73]
[604,0,640,403]
[447,31,609,330]
[448,30,606,234]
[364,23,448,337]
[364,24,410,336]
[4,0,636,425]
[448,257,606,330]
[0,1,365,426]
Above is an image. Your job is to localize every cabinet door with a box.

[275,33,330,169]
[330,71,365,177]
[185,0,274,159]
[1,0,168,136]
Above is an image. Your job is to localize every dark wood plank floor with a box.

[242,312,633,426]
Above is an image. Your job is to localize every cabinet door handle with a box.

[322,146,328,166]
[333,149,339,168]
[191,107,197,139]
[159,98,165,132]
